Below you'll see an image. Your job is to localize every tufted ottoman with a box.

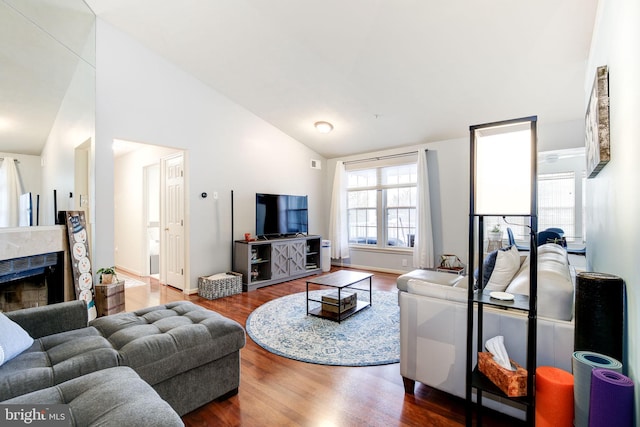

[89,301,246,415]
[5,366,183,426]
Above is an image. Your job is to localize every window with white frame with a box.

[506,171,582,245]
[347,162,417,248]
[538,172,576,240]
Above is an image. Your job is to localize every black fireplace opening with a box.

[0,252,64,312]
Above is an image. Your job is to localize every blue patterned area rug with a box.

[246,290,399,366]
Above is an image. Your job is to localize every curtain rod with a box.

[0,158,20,163]
[342,149,426,165]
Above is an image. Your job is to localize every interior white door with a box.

[163,154,185,290]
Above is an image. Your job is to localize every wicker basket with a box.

[198,272,242,300]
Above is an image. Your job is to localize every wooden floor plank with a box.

[122,267,524,427]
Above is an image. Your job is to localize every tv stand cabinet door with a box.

[288,240,306,276]
[271,242,290,280]
[271,240,307,280]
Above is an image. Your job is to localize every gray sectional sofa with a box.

[1,300,246,426]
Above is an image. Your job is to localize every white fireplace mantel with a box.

[0,226,67,260]
[0,225,74,300]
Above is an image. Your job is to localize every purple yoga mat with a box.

[589,368,634,427]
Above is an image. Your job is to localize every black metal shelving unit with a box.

[465,116,538,427]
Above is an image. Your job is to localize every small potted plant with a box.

[488,224,503,241]
[97,266,118,284]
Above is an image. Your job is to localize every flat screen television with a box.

[256,193,308,238]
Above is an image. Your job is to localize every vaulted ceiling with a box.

[87,1,598,158]
[4,1,599,158]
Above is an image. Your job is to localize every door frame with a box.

[142,162,160,277]
[74,138,92,247]
[160,151,188,291]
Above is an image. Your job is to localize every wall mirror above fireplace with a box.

[0,0,95,227]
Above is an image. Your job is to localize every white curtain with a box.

[413,150,434,268]
[0,157,24,227]
[329,161,350,259]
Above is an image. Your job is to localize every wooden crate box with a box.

[94,281,125,317]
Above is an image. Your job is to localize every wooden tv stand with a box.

[233,235,322,291]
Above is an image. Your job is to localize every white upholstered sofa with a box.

[397,243,575,419]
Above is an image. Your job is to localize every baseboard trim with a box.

[331,261,407,275]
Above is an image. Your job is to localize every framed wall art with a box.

[585,65,610,178]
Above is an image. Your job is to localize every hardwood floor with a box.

[123,268,524,427]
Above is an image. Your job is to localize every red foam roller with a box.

[536,366,574,427]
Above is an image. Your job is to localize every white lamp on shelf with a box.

[473,120,535,216]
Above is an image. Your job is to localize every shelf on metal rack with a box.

[471,367,532,407]
[473,290,531,312]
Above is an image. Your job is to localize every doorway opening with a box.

[113,139,186,291]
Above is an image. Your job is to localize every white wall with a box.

[113,144,179,275]
[40,57,95,225]
[95,20,326,293]
[537,119,585,152]
[585,0,640,418]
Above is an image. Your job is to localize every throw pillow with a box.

[480,250,499,289]
[482,245,521,292]
[0,312,34,366]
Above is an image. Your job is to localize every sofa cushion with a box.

[5,300,88,340]
[505,249,574,321]
[4,366,184,426]
[483,245,521,292]
[397,269,464,292]
[407,278,467,302]
[0,312,34,367]
[538,242,568,258]
[89,301,246,386]
[0,327,119,401]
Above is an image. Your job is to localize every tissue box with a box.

[477,352,527,397]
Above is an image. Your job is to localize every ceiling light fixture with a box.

[314,121,333,134]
